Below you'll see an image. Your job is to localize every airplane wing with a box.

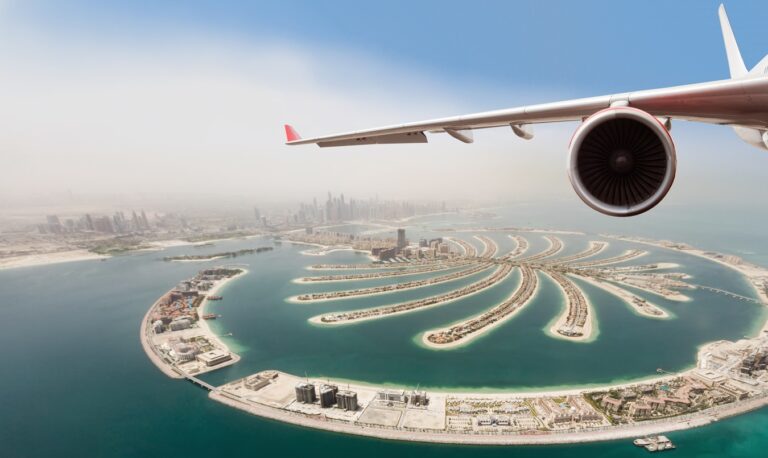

[282,4,768,218]
[285,5,768,148]
[285,75,768,147]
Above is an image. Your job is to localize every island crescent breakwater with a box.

[140,233,768,446]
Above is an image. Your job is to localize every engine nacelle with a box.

[568,107,676,217]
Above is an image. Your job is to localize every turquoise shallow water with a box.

[2,203,768,457]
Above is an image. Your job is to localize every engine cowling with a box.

[568,107,676,217]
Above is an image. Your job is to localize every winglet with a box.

[284,124,302,143]
[718,4,748,78]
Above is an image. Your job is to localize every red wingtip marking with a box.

[284,124,301,142]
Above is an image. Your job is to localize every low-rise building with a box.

[195,349,231,367]
[171,342,198,362]
[377,390,407,404]
[410,390,429,406]
[628,402,652,417]
[477,415,493,426]
[245,374,272,391]
[601,396,622,413]
[169,317,192,331]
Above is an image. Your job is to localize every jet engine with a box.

[568,107,676,217]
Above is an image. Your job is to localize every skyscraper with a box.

[397,228,406,250]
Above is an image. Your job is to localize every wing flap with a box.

[316,131,427,147]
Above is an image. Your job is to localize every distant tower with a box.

[131,211,141,232]
[140,210,150,230]
[397,228,407,249]
[84,214,94,231]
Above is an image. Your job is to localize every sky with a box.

[1,0,767,211]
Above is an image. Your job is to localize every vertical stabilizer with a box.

[718,4,748,78]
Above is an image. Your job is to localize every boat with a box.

[633,437,651,447]
[206,295,223,301]
[634,435,676,452]
[202,313,218,320]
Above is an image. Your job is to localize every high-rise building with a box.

[397,228,407,250]
[295,383,316,403]
[140,210,150,230]
[84,214,95,231]
[93,216,115,233]
[45,215,63,234]
[336,390,358,411]
[319,384,338,408]
[253,207,261,223]
[131,211,142,232]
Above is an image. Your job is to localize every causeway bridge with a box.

[693,284,765,305]
[182,373,216,391]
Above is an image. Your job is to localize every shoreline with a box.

[549,241,609,265]
[288,263,493,304]
[419,267,541,350]
[209,369,768,445]
[606,235,768,304]
[139,268,248,379]
[505,234,530,259]
[308,264,513,326]
[0,249,109,270]
[571,249,648,268]
[138,233,768,446]
[289,240,377,261]
[541,271,597,343]
[292,262,471,284]
[195,269,249,355]
[573,274,671,319]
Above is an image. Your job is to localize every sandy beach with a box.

[573,274,670,319]
[139,269,248,379]
[420,267,541,350]
[540,271,597,343]
[607,235,768,304]
[209,368,768,446]
[138,234,768,446]
[308,264,513,326]
[195,269,249,354]
[0,249,109,270]
[287,263,493,304]
[293,262,472,284]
